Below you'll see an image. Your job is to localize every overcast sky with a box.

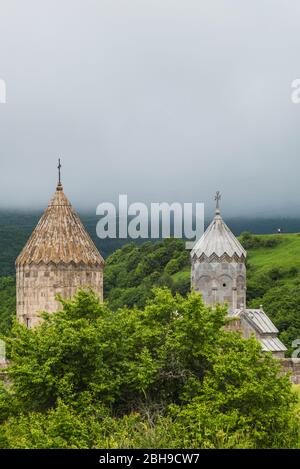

[1,0,300,216]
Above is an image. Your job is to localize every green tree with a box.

[104,239,189,309]
[165,258,180,275]
[0,276,16,336]
[0,288,299,448]
[248,281,300,354]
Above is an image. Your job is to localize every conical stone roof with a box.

[191,204,246,262]
[16,183,104,267]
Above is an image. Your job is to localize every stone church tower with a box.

[191,192,286,357]
[16,162,104,327]
[191,192,246,311]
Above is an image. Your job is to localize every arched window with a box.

[218,274,233,290]
[198,275,212,291]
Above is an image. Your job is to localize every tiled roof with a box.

[191,213,246,261]
[229,308,287,353]
[230,308,279,334]
[260,336,287,353]
[16,184,104,267]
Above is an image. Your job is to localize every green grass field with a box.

[171,233,300,285]
[247,234,300,279]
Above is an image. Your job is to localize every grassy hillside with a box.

[170,233,300,294]
[247,233,300,278]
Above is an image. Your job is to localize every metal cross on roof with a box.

[57,158,62,185]
[215,191,221,212]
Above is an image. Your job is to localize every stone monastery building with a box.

[16,168,104,328]
[191,192,286,358]
[16,169,286,357]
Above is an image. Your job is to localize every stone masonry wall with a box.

[16,262,103,327]
[279,358,300,385]
[191,259,246,311]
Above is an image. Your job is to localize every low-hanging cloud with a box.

[0,0,300,217]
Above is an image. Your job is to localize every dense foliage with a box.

[248,282,300,356]
[243,233,300,352]
[104,239,190,310]
[239,231,282,249]
[103,234,300,353]
[0,212,41,276]
[0,277,15,336]
[0,289,299,449]
[2,231,300,352]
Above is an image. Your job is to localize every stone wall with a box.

[279,358,300,385]
[225,320,300,381]
[16,262,103,327]
[225,317,285,358]
[191,259,246,310]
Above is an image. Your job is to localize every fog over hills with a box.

[1,1,300,215]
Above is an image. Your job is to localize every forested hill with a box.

[1,210,300,276]
[1,209,300,353]
[0,211,126,276]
